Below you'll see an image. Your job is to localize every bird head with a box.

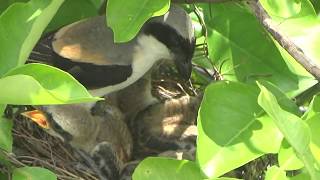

[144,5,195,80]
[21,105,96,143]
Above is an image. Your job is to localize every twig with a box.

[248,0,320,80]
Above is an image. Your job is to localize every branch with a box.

[172,0,231,3]
[248,0,320,80]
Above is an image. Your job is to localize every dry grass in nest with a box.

[2,114,99,180]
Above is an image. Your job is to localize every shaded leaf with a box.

[0,0,29,15]
[106,0,170,42]
[0,63,101,105]
[132,157,204,180]
[12,167,56,180]
[46,0,99,33]
[0,172,8,180]
[0,116,13,152]
[0,0,64,76]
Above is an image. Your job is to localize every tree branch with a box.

[248,0,320,80]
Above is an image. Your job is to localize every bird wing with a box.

[29,16,138,89]
[52,16,135,66]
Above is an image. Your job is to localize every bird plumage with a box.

[29,5,195,98]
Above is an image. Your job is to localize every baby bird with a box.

[22,101,132,180]
[131,94,201,159]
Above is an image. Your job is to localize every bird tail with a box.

[27,33,55,65]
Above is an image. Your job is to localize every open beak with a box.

[21,110,50,129]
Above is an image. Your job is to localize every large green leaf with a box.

[0,63,101,105]
[257,82,320,179]
[12,167,56,180]
[45,0,99,33]
[265,166,289,180]
[106,0,170,42]
[200,2,316,96]
[279,94,320,171]
[260,0,320,78]
[132,157,204,180]
[197,81,282,178]
[0,117,13,152]
[0,0,64,76]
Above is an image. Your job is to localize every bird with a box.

[29,4,195,102]
[21,100,133,180]
[130,94,201,159]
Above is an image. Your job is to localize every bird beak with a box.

[174,57,192,80]
[21,110,50,129]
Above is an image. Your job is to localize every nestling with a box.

[21,101,132,180]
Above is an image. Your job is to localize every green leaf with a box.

[0,172,8,180]
[87,0,104,9]
[265,166,289,180]
[260,0,320,80]
[200,2,316,96]
[0,0,64,76]
[0,0,29,15]
[303,94,320,120]
[132,157,204,180]
[257,82,320,179]
[0,63,101,105]
[298,95,320,165]
[260,0,316,19]
[197,81,282,178]
[106,0,170,42]
[290,169,311,180]
[309,0,320,13]
[12,167,56,180]
[45,0,99,33]
[0,117,13,152]
[278,140,304,170]
[305,113,320,165]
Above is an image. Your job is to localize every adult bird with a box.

[29,5,195,101]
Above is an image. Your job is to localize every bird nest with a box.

[0,64,201,180]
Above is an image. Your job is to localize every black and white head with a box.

[141,5,195,80]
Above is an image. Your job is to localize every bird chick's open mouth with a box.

[21,110,50,129]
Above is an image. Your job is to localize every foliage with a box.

[12,167,56,180]
[106,0,170,42]
[0,0,320,179]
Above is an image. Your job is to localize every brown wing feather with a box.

[52,16,135,66]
